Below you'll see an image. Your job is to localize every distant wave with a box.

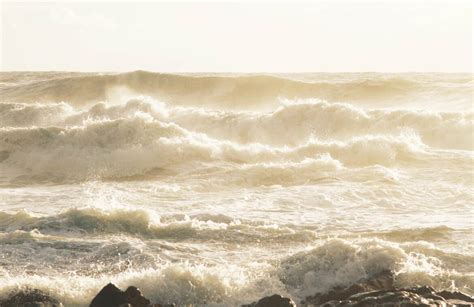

[0,71,472,109]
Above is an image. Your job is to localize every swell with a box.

[0,71,471,109]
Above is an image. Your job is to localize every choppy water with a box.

[0,71,472,306]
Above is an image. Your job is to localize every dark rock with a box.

[90,283,128,307]
[124,287,151,307]
[438,290,474,303]
[90,283,162,307]
[301,270,474,306]
[362,269,394,290]
[303,270,395,305]
[0,288,62,307]
[242,294,296,307]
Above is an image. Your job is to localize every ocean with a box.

[0,71,472,306]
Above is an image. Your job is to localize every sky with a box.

[1,1,472,72]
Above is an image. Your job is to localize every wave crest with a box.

[278,239,474,297]
[1,71,472,110]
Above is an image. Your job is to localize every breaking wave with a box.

[0,102,73,127]
[1,96,472,184]
[1,71,472,109]
[171,100,474,149]
[0,97,474,185]
[278,239,474,298]
[0,208,317,243]
[1,98,472,148]
[0,71,473,306]
[0,119,432,184]
[0,236,472,306]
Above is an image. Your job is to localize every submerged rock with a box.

[242,294,296,307]
[0,288,62,307]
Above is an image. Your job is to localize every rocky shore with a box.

[1,271,473,306]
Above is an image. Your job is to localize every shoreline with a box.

[2,270,473,307]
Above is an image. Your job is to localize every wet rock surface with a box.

[89,283,131,307]
[242,294,297,307]
[89,283,174,307]
[2,275,473,307]
[0,288,62,307]
[301,270,474,306]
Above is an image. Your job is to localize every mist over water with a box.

[0,71,473,306]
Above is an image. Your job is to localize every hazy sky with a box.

[1,1,472,72]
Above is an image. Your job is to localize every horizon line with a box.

[1,69,472,74]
